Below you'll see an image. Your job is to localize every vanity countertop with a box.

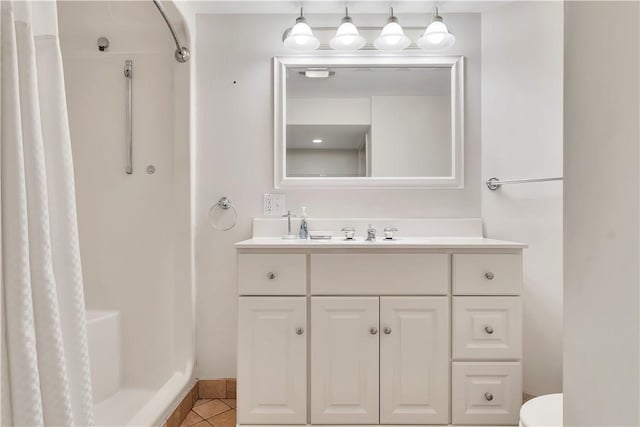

[235,237,527,249]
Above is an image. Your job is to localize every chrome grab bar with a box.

[486,176,563,190]
[124,60,133,174]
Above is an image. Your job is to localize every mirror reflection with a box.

[285,66,452,178]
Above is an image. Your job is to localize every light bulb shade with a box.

[284,20,320,51]
[330,21,366,51]
[374,21,410,51]
[417,18,456,51]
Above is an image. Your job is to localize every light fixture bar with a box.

[282,6,457,52]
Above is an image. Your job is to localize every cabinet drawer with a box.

[453,254,521,295]
[238,254,306,295]
[452,362,522,425]
[310,253,449,295]
[453,297,522,360]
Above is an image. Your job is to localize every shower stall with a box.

[56,1,194,425]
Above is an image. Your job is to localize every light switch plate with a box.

[264,193,285,216]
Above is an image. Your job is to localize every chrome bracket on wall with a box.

[124,60,133,174]
[486,176,563,190]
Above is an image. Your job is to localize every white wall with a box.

[563,2,639,425]
[287,149,361,177]
[58,0,193,390]
[195,13,481,378]
[371,95,451,177]
[481,2,564,396]
[287,98,370,125]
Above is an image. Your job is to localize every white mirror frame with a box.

[274,55,464,189]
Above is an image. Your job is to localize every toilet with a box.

[519,393,563,427]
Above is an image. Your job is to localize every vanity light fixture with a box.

[330,7,366,51]
[283,8,320,52]
[312,139,323,144]
[417,7,456,51]
[374,8,411,51]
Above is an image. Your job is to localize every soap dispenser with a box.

[299,206,309,239]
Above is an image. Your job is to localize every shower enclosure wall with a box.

[57,1,194,425]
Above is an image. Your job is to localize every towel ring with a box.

[208,197,237,231]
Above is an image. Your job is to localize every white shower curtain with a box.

[0,1,94,426]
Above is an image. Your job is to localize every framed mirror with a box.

[274,56,464,189]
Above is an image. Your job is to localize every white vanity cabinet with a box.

[237,240,525,426]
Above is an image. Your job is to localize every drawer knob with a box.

[369,327,378,335]
[485,272,495,280]
[383,327,392,335]
[485,325,494,334]
[267,272,276,280]
[296,327,304,335]
[484,392,494,401]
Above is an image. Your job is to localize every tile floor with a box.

[179,398,236,427]
[174,385,530,427]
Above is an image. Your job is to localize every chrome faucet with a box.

[282,210,297,239]
[366,224,376,241]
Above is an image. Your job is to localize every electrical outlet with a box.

[264,193,285,216]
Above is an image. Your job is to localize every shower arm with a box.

[151,0,190,63]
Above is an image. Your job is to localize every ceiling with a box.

[287,124,370,150]
[186,1,513,15]
[287,67,451,98]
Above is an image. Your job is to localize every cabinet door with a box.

[311,297,379,424]
[238,297,307,424]
[380,297,450,424]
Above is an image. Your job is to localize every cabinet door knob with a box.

[484,392,494,401]
[485,272,494,280]
[267,272,276,280]
[485,325,494,334]
[369,327,378,335]
[383,327,392,335]
[296,327,304,335]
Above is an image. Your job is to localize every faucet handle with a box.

[383,227,398,240]
[341,227,356,240]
